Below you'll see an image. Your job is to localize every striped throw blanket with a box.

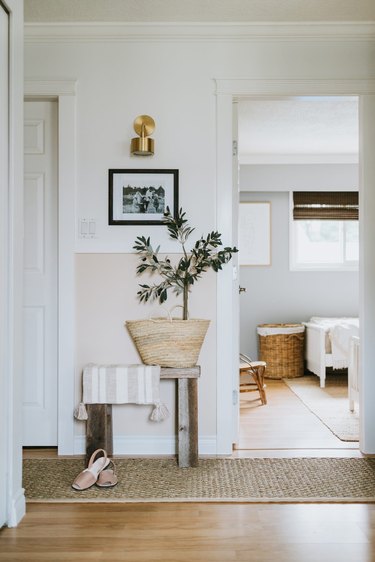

[74,363,169,422]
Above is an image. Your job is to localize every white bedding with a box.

[308,317,359,369]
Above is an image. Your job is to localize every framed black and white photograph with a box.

[108,169,179,225]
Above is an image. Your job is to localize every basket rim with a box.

[126,318,210,324]
[258,323,303,328]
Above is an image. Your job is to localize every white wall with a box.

[24,22,375,454]
[240,164,358,192]
[23,0,375,23]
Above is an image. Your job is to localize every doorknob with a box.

[239,286,247,294]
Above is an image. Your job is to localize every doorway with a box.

[23,80,76,455]
[23,100,58,446]
[236,96,360,454]
[215,78,375,457]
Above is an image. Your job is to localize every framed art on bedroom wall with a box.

[239,202,271,266]
[108,168,179,225]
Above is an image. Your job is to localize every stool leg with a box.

[86,404,113,464]
[177,378,198,468]
[257,366,267,405]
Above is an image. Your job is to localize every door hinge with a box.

[232,389,238,405]
[232,140,238,157]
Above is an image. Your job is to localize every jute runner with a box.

[24,457,375,503]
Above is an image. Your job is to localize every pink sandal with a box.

[96,461,118,488]
[72,449,110,491]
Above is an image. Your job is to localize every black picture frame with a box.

[108,168,179,225]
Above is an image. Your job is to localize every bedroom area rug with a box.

[23,457,375,503]
[283,373,359,441]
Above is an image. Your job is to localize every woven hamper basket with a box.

[257,323,305,379]
[126,317,210,368]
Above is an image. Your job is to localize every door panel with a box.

[24,173,44,272]
[23,101,58,446]
[23,307,45,407]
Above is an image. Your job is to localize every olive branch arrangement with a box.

[133,207,238,320]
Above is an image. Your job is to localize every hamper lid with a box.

[257,323,305,336]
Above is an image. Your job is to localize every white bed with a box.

[303,317,359,388]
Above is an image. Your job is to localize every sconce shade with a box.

[131,136,154,156]
[131,115,155,156]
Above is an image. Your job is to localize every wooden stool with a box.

[239,358,267,405]
[85,366,200,468]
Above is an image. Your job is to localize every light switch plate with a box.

[79,218,96,238]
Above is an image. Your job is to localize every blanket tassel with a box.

[150,401,169,422]
[74,402,88,421]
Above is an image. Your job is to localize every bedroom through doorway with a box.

[235,96,360,457]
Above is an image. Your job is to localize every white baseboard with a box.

[74,435,217,456]
[7,487,26,528]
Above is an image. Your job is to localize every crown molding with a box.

[24,21,375,44]
[215,78,375,96]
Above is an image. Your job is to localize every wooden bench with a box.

[86,366,201,468]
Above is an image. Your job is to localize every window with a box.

[290,192,359,271]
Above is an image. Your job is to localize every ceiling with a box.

[24,0,375,22]
[238,97,359,165]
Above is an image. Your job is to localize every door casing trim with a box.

[215,77,375,455]
[25,80,76,454]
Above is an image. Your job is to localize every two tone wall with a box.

[24,23,375,453]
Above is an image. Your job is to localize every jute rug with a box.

[284,373,359,442]
[23,457,375,503]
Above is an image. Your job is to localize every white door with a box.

[0,2,9,527]
[23,101,58,446]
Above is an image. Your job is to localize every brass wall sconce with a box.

[130,115,155,156]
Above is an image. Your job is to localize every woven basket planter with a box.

[126,317,210,368]
[257,323,305,379]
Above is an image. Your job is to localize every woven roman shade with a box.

[293,191,359,220]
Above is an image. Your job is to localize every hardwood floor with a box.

[1,503,375,561]
[234,378,360,457]
[3,378,371,561]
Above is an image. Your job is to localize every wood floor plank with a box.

[237,379,359,451]
[1,503,375,562]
